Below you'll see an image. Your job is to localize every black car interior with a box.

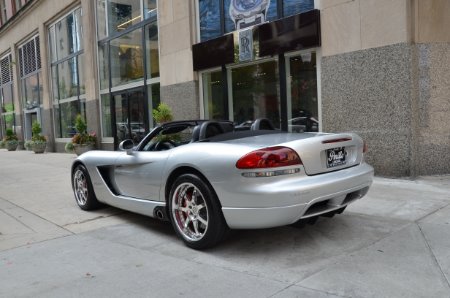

[140,119,279,151]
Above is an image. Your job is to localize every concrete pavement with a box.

[0,150,449,297]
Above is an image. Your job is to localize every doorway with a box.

[24,109,39,140]
[111,88,148,148]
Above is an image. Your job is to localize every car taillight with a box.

[236,146,302,169]
[363,141,368,153]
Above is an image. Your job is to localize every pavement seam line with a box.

[62,211,127,227]
[0,196,74,236]
[417,223,450,290]
[0,208,38,233]
[292,222,414,285]
[415,201,450,223]
[267,284,350,298]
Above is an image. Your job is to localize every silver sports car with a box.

[71,119,373,249]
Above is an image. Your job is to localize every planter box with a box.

[73,144,95,156]
[32,142,47,154]
[5,142,18,151]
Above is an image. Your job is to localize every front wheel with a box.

[168,174,228,249]
[72,164,100,210]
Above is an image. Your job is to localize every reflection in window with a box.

[144,0,157,19]
[110,28,144,87]
[283,0,314,17]
[288,52,318,132]
[148,83,160,127]
[1,83,15,134]
[98,44,109,90]
[199,0,221,41]
[101,94,112,137]
[108,0,141,34]
[55,9,83,60]
[202,71,226,120]
[97,0,107,40]
[21,74,41,109]
[57,58,78,99]
[49,9,85,138]
[232,60,280,127]
[59,101,82,138]
[145,22,159,79]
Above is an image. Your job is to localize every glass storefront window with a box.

[78,54,86,95]
[55,10,82,60]
[0,83,15,133]
[144,0,156,19]
[57,57,78,99]
[225,0,277,32]
[59,100,81,138]
[231,60,280,127]
[108,0,141,34]
[110,28,144,87]
[283,0,314,17]
[97,0,107,40]
[1,84,13,112]
[202,70,226,120]
[101,94,112,137]
[49,9,85,138]
[49,26,57,63]
[98,43,109,90]
[199,0,221,41]
[147,83,160,127]
[145,22,159,79]
[21,74,40,109]
[287,52,318,132]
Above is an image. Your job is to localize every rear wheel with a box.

[169,174,228,249]
[72,164,100,210]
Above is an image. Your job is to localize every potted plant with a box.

[31,121,47,154]
[4,128,19,151]
[152,103,173,125]
[71,114,97,156]
[24,140,33,151]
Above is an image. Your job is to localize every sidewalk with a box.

[0,150,449,297]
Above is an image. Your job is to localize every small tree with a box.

[5,128,18,141]
[31,121,46,142]
[152,103,173,124]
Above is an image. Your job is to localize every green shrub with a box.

[152,103,173,124]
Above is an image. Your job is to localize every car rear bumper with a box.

[220,163,373,229]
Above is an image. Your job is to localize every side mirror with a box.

[119,139,135,155]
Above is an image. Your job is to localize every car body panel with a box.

[72,121,373,229]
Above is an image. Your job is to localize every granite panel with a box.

[321,43,413,177]
[416,43,450,175]
[161,80,200,120]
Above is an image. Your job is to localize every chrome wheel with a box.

[73,169,88,206]
[171,182,209,241]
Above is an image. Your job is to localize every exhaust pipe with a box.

[154,207,168,221]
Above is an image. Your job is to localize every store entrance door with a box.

[24,109,39,140]
[112,88,148,149]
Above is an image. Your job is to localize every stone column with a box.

[81,0,101,147]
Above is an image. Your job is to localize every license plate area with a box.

[326,147,347,168]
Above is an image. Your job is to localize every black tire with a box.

[168,174,228,249]
[72,164,101,210]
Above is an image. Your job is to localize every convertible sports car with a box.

[71,119,373,249]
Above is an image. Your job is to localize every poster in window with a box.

[228,0,272,30]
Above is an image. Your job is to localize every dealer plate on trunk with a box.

[326,147,347,168]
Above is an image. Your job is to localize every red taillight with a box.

[236,146,302,169]
[363,141,368,153]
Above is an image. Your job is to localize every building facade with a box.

[0,0,449,177]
